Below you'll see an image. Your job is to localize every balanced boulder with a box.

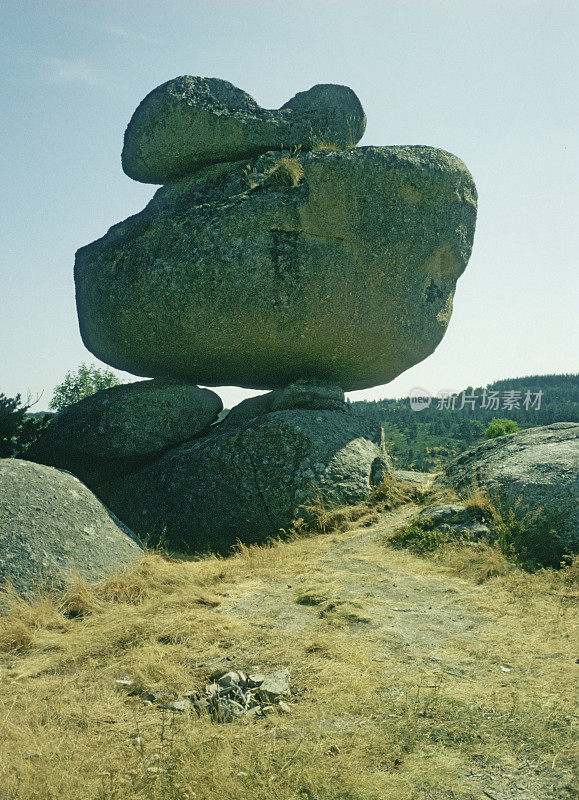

[76,146,477,391]
[26,379,222,485]
[122,77,366,183]
[0,460,142,597]
[95,409,391,553]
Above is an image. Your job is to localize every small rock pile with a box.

[120,669,292,723]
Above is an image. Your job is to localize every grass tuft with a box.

[0,617,34,652]
[300,474,419,537]
[263,156,304,187]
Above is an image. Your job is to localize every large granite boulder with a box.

[26,379,221,485]
[122,77,366,183]
[96,409,391,553]
[0,460,142,597]
[440,423,579,563]
[76,146,477,391]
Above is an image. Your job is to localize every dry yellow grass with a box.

[262,156,304,188]
[0,503,577,799]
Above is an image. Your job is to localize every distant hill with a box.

[351,373,579,472]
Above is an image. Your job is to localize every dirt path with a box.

[219,504,577,800]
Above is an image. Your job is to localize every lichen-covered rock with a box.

[76,146,477,391]
[122,77,366,183]
[418,504,483,526]
[0,460,142,597]
[440,423,579,561]
[219,381,348,430]
[218,392,280,430]
[26,379,222,485]
[96,410,391,553]
[271,380,347,412]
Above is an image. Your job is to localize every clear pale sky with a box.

[1,0,577,411]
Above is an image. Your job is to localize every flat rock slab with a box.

[0,460,142,598]
[122,77,366,183]
[26,379,221,484]
[96,409,390,553]
[76,146,477,391]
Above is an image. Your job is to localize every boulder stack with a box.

[76,142,477,391]
[32,76,479,553]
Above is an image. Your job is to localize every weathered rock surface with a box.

[220,381,348,430]
[76,146,477,391]
[440,423,579,559]
[414,503,491,543]
[0,460,142,597]
[26,380,221,485]
[271,380,347,412]
[122,77,366,183]
[96,410,391,552]
[418,504,484,527]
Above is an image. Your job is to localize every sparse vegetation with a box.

[310,116,362,150]
[263,155,305,187]
[298,474,421,536]
[387,480,574,570]
[49,363,120,412]
[490,495,573,569]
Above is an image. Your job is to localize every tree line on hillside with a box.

[351,373,578,472]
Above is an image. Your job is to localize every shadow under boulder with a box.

[97,408,390,554]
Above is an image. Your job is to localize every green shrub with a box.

[0,394,50,458]
[388,523,452,554]
[49,363,120,412]
[484,418,519,439]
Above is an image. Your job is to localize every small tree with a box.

[0,393,50,457]
[484,418,520,439]
[49,364,120,412]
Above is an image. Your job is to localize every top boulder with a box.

[121,77,366,183]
